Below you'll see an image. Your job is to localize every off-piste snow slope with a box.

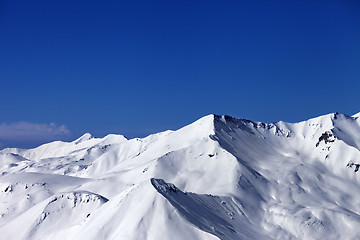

[1,112,360,240]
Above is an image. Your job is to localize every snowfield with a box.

[1,112,360,240]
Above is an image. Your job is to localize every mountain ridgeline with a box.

[1,112,360,240]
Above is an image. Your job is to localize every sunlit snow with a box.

[1,113,360,239]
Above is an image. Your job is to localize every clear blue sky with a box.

[1,0,360,148]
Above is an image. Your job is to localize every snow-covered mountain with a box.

[1,112,360,240]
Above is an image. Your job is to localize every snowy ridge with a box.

[1,112,360,239]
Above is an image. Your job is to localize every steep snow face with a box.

[211,114,360,239]
[1,113,360,240]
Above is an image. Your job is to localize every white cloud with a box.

[0,121,71,144]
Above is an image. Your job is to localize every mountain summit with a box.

[1,113,360,240]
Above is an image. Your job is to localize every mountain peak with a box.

[176,114,216,136]
[1,112,360,239]
[73,133,93,144]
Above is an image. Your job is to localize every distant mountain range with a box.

[1,112,360,240]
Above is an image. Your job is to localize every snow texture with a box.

[1,113,360,239]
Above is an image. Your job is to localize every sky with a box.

[1,0,360,149]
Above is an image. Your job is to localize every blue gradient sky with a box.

[1,0,360,148]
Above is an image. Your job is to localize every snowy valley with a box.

[1,112,360,240]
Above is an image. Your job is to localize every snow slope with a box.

[1,112,360,239]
